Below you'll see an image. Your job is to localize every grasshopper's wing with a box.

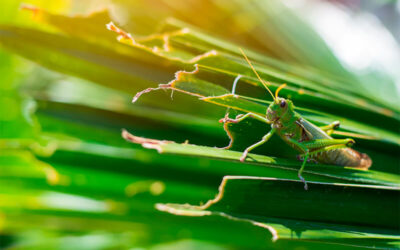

[296,117,332,140]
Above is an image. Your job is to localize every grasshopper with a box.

[220,49,372,189]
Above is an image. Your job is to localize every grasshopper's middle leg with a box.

[240,128,276,162]
[319,121,340,135]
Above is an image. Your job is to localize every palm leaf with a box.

[0,1,398,249]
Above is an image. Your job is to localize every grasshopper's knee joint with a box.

[346,139,355,147]
[333,121,340,129]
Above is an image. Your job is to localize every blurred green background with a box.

[0,0,399,249]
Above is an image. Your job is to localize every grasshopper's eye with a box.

[280,100,286,108]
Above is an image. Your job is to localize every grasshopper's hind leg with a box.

[294,138,355,190]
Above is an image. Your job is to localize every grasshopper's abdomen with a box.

[314,148,372,170]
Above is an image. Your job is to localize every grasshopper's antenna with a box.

[275,83,287,100]
[239,48,275,101]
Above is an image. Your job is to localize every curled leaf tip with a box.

[133,64,203,104]
[106,21,133,41]
[132,83,172,103]
[187,50,218,63]
[167,64,200,86]
[122,129,172,153]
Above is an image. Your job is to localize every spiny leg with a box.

[302,138,354,149]
[293,138,355,190]
[305,144,348,157]
[319,121,340,136]
[240,128,275,162]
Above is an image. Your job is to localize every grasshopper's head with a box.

[266,83,293,122]
[266,97,293,122]
[237,48,292,123]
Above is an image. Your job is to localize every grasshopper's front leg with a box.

[219,112,270,124]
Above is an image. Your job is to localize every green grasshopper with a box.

[220,49,372,189]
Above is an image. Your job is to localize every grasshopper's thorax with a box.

[266,97,296,128]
